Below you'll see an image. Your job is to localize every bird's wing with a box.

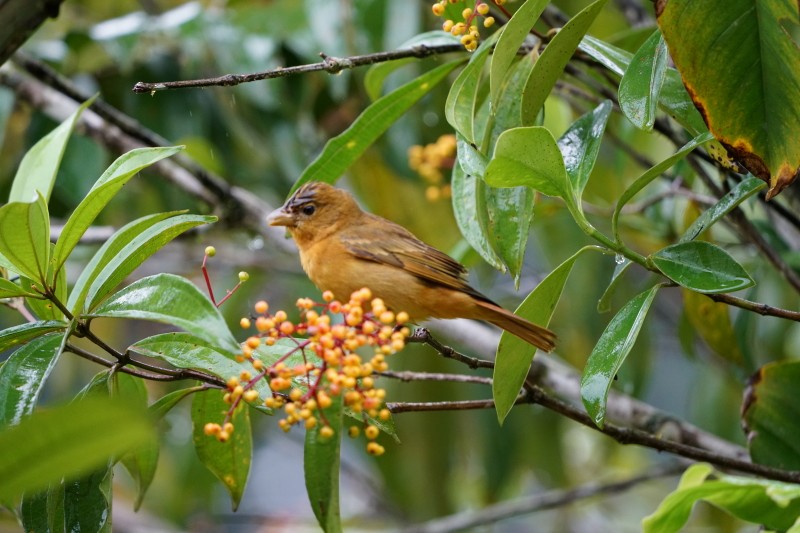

[339,215,487,299]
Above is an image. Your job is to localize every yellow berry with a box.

[305,417,318,429]
[217,430,230,442]
[379,311,395,324]
[366,442,385,456]
[205,246,216,257]
[365,425,380,440]
[243,390,259,402]
[477,2,489,15]
[484,16,495,28]
[279,321,295,335]
[289,388,303,401]
[379,408,391,421]
[462,7,473,18]
[246,336,261,349]
[432,3,444,15]
[348,426,360,438]
[203,423,221,436]
[442,19,454,32]
[322,290,335,302]
[238,271,249,282]
[239,317,251,329]
[319,426,335,440]
[395,311,409,324]
[255,300,269,314]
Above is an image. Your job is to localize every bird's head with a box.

[267,181,361,244]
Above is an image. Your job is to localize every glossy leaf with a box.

[0,320,65,353]
[0,397,153,501]
[451,158,505,271]
[192,389,252,511]
[520,0,607,125]
[651,241,754,294]
[131,332,269,398]
[612,132,714,243]
[67,211,185,313]
[82,214,216,311]
[51,146,183,277]
[0,194,50,283]
[657,0,800,198]
[8,97,94,204]
[581,284,661,427]
[444,33,498,145]
[149,386,206,420]
[490,0,548,106]
[743,360,800,470]
[485,126,568,198]
[484,186,535,284]
[364,31,460,101]
[304,391,343,533]
[0,332,65,426]
[292,59,463,193]
[619,30,668,131]
[680,176,766,242]
[91,274,239,354]
[597,259,633,313]
[557,100,612,200]
[643,463,800,532]
[114,373,159,511]
[493,52,538,134]
[494,247,592,422]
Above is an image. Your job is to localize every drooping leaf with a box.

[51,146,184,277]
[0,332,66,426]
[490,0,548,106]
[679,176,766,242]
[304,391,343,533]
[483,186,535,285]
[91,275,240,354]
[643,463,800,533]
[494,246,593,422]
[743,360,800,471]
[520,0,608,125]
[651,241,754,294]
[0,194,50,283]
[81,214,216,311]
[682,288,743,365]
[67,211,186,313]
[618,30,668,131]
[8,97,95,204]
[192,389,252,511]
[292,59,463,193]
[581,284,661,427]
[0,397,153,501]
[557,100,612,200]
[657,0,800,198]
[597,260,632,313]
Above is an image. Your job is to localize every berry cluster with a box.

[432,1,500,51]
[204,288,410,456]
[408,134,456,201]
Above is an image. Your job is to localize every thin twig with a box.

[406,328,494,369]
[706,293,800,321]
[378,370,492,385]
[387,397,524,413]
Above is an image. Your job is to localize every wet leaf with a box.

[619,30,668,131]
[557,100,612,200]
[651,241,754,294]
[679,176,765,242]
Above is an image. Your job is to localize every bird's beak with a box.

[267,207,295,228]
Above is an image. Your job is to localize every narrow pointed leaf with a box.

[292,60,463,193]
[581,284,661,427]
[8,97,95,204]
[52,146,183,275]
[0,321,66,352]
[651,241,754,294]
[521,0,608,125]
[680,176,765,242]
[304,392,343,533]
[557,100,612,199]
[0,277,39,298]
[619,30,668,131]
[149,386,206,420]
[192,389,252,511]
[90,274,240,354]
[484,185,535,283]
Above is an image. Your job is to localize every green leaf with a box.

[292,60,463,193]
[8,97,95,204]
[581,284,661,427]
[82,214,216,311]
[445,32,499,145]
[643,463,800,532]
[657,0,800,198]
[192,389,252,511]
[484,185,535,284]
[493,51,538,133]
[680,176,766,242]
[91,274,240,355]
[494,247,592,423]
[743,360,800,470]
[597,260,632,313]
[149,385,206,420]
[66,211,185,313]
[612,132,713,243]
[364,31,460,101]
[520,0,608,125]
[304,391,343,533]
[682,288,743,365]
[651,241,754,294]
[490,0,548,106]
[0,320,65,352]
[485,126,568,198]
[0,397,154,501]
[0,194,51,283]
[51,146,184,277]
[0,277,39,298]
[0,332,65,426]
[557,100,612,200]
[62,466,114,533]
[114,373,159,511]
[131,332,270,398]
[619,30,668,131]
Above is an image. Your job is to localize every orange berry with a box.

[204,423,221,436]
[254,300,269,314]
[217,430,230,442]
[365,425,379,440]
[240,317,251,329]
[246,336,261,349]
[432,3,444,15]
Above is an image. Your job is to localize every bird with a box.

[267,181,556,351]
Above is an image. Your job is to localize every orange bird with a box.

[267,182,556,351]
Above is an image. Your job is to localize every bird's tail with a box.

[475,301,556,352]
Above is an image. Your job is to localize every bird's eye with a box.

[301,204,316,216]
